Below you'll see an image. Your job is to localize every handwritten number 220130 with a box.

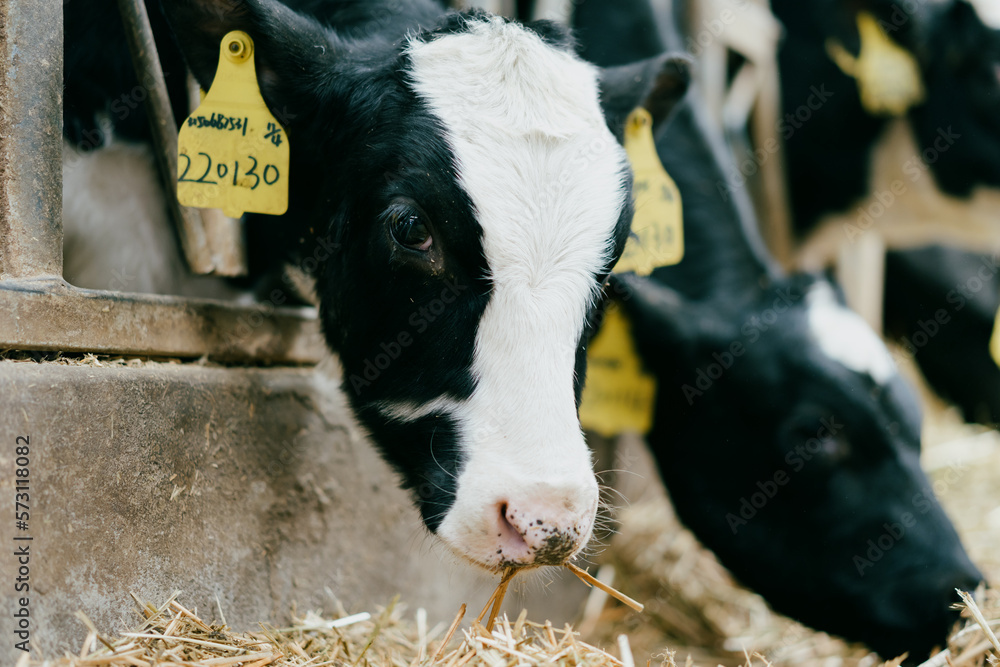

[179,153,280,189]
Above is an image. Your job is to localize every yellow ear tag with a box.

[614,107,684,275]
[579,306,657,437]
[827,12,925,117]
[579,107,680,436]
[177,31,290,218]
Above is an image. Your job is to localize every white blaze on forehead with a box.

[968,0,1000,28]
[405,17,623,563]
[807,282,896,384]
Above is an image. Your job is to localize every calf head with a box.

[162,0,688,571]
[613,272,982,660]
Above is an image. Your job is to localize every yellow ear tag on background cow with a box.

[827,12,925,117]
[989,307,1000,369]
[614,107,684,275]
[578,305,658,437]
[177,31,289,218]
[579,107,682,436]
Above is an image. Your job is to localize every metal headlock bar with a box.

[0,0,323,365]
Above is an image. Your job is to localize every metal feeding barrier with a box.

[0,0,323,364]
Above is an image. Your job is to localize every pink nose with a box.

[493,495,594,567]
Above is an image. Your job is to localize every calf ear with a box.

[159,0,338,127]
[598,53,691,142]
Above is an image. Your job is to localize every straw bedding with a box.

[17,560,997,667]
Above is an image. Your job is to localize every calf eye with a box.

[781,421,853,470]
[385,200,433,252]
[819,434,852,463]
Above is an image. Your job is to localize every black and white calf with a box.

[566,0,983,660]
[64,0,690,572]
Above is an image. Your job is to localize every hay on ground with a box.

[18,581,997,667]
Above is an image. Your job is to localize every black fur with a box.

[158,0,507,525]
[616,270,980,661]
[903,1,1000,196]
[884,247,1000,428]
[770,0,888,236]
[598,54,693,144]
[64,0,191,148]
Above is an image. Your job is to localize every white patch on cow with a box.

[969,0,1000,29]
[405,17,625,569]
[807,281,897,384]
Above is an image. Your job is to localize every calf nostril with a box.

[495,502,587,567]
[495,502,529,557]
[499,503,514,531]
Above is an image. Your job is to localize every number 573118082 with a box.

[179,151,281,190]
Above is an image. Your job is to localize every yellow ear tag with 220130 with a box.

[177,31,289,218]
[579,107,681,437]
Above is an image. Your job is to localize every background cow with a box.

[565,0,984,660]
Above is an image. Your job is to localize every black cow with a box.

[566,0,983,660]
[62,0,690,571]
